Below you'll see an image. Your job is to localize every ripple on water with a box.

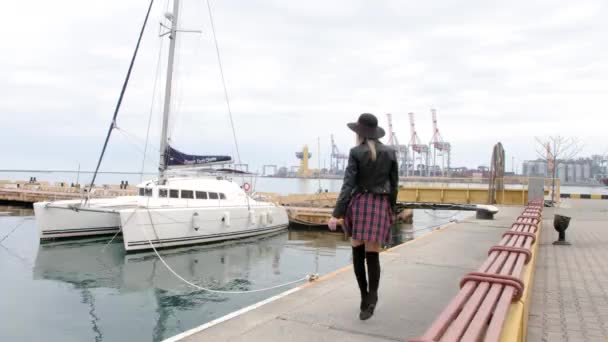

[0,204,469,341]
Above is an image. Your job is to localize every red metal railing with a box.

[409,200,543,342]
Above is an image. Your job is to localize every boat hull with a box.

[120,204,289,251]
[34,197,137,239]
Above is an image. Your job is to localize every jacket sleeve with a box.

[389,154,399,212]
[332,149,358,218]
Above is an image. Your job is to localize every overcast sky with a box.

[1,0,607,174]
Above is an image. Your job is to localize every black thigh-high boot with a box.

[352,244,368,311]
[360,251,380,320]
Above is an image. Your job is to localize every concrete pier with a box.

[528,199,608,341]
[169,206,526,341]
[0,180,135,204]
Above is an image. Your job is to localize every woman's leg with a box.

[351,239,367,310]
[361,241,381,320]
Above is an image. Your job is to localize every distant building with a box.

[522,160,548,177]
[522,158,597,183]
[277,167,288,177]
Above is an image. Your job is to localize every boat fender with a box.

[259,211,267,226]
[192,212,201,231]
[266,211,273,224]
[222,211,230,227]
[249,210,256,225]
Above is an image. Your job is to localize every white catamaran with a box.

[34,0,289,250]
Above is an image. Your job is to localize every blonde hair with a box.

[356,135,377,161]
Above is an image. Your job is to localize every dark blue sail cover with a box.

[167,146,232,167]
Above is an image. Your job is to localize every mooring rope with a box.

[142,207,317,294]
[0,218,34,244]
[423,210,462,220]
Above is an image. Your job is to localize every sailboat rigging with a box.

[34,0,289,251]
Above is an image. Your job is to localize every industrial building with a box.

[522,157,606,184]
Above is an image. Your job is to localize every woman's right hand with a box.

[328,217,339,231]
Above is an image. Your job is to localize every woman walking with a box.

[328,113,398,320]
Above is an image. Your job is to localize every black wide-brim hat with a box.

[347,113,385,139]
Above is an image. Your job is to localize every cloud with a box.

[1,0,607,175]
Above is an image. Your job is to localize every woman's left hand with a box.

[328,217,339,231]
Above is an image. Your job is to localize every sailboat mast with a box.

[159,0,180,183]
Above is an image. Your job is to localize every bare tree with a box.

[535,136,583,203]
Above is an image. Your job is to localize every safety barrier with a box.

[409,200,543,342]
[560,193,608,200]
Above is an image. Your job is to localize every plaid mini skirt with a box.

[343,192,394,244]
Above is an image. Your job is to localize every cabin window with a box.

[145,188,153,197]
[181,190,194,199]
[169,189,179,198]
[159,189,168,198]
[138,188,144,196]
[195,191,207,199]
[209,192,219,200]
[220,193,226,200]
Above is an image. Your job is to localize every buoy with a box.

[243,182,251,192]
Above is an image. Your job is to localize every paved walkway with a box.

[528,199,608,342]
[174,207,524,342]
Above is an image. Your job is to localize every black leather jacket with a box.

[332,141,399,218]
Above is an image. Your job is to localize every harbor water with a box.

[0,205,469,341]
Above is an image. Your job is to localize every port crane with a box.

[429,109,451,177]
[408,112,429,176]
[386,113,409,175]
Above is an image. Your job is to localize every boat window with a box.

[209,192,219,200]
[159,189,167,198]
[169,189,179,198]
[181,190,194,199]
[220,193,226,200]
[195,191,207,199]
[145,188,153,197]
[138,188,144,196]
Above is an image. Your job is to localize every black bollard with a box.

[476,208,495,220]
[553,214,571,245]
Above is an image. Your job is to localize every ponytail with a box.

[367,139,377,161]
[356,135,377,161]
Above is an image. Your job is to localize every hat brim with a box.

[347,122,386,139]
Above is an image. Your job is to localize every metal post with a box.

[317,136,322,192]
[76,163,80,185]
[158,0,180,184]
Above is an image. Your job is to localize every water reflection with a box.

[30,231,353,341]
[0,204,468,342]
[34,232,297,291]
[0,205,33,217]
